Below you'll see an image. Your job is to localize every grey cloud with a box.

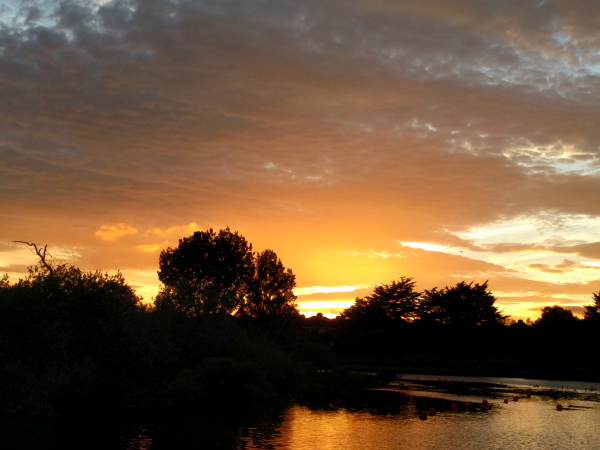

[479,240,600,260]
[567,305,586,315]
[489,275,600,297]
[0,263,31,273]
[3,0,600,290]
[526,304,586,316]
[553,242,600,260]
[0,242,19,252]
[527,263,566,274]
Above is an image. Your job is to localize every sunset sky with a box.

[3,0,600,320]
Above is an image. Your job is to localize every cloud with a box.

[567,305,586,316]
[0,263,31,273]
[3,0,600,319]
[552,242,600,259]
[135,243,168,253]
[527,264,567,274]
[527,259,600,274]
[525,303,586,316]
[148,223,202,237]
[0,242,19,253]
[95,224,138,241]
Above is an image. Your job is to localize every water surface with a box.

[4,375,600,449]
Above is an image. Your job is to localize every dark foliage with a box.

[0,264,147,416]
[0,236,358,419]
[157,228,255,316]
[340,277,419,325]
[4,238,600,420]
[156,229,298,330]
[241,249,298,322]
[420,281,507,326]
[535,305,579,328]
[583,292,600,321]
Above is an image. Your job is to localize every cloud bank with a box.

[3,0,600,318]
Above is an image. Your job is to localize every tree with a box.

[0,256,146,415]
[156,228,255,316]
[340,277,420,323]
[583,292,600,321]
[0,274,8,289]
[535,305,579,328]
[156,228,298,322]
[0,263,143,362]
[419,281,506,326]
[241,249,298,320]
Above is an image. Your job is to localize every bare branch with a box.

[13,241,54,276]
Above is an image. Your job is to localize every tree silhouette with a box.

[340,277,420,323]
[156,228,255,316]
[419,281,506,326]
[241,249,298,321]
[583,292,600,321]
[535,305,579,328]
[0,259,145,415]
[156,228,298,323]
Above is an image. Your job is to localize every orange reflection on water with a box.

[241,395,600,450]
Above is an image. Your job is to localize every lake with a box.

[4,375,600,449]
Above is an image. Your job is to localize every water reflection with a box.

[3,376,600,449]
[125,427,152,450]
[401,373,600,392]
[239,396,600,449]
[237,377,600,450]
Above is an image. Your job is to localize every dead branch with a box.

[13,241,54,276]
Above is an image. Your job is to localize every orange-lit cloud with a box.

[148,223,202,237]
[135,242,170,253]
[95,224,138,241]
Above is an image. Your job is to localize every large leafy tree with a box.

[340,277,420,323]
[156,228,255,316]
[419,281,506,326]
[156,229,298,322]
[241,249,298,320]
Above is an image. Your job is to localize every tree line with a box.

[339,275,600,328]
[330,276,600,384]
[339,277,507,327]
[2,228,600,419]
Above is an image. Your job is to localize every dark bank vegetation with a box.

[2,230,600,419]
[0,232,381,419]
[335,281,600,382]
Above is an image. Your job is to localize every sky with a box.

[3,0,600,320]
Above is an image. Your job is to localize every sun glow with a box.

[294,285,365,296]
[297,300,355,310]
